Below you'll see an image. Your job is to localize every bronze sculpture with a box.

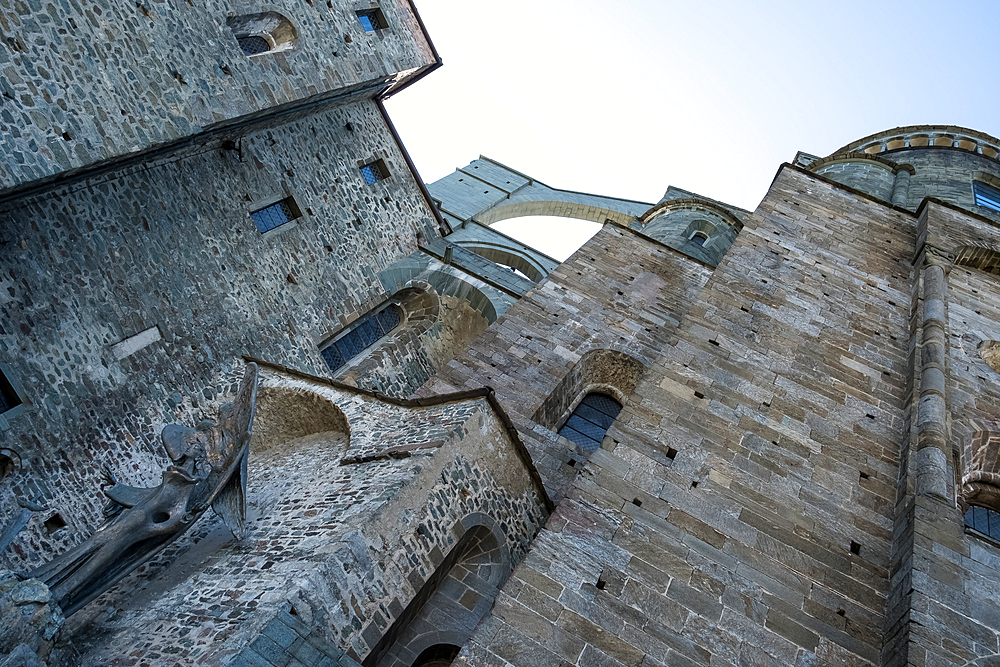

[26,363,258,616]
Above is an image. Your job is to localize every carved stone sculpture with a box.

[25,363,258,617]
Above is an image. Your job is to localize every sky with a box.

[385,1,1000,259]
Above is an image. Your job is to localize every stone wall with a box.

[417,224,714,503]
[60,368,548,666]
[0,97,445,571]
[814,160,896,203]
[0,0,436,190]
[453,165,917,666]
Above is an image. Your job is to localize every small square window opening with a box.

[360,159,389,185]
[356,8,387,32]
[250,197,300,233]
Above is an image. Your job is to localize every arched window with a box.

[690,231,709,247]
[412,645,460,667]
[227,12,298,57]
[965,505,1000,541]
[321,303,402,372]
[557,393,622,451]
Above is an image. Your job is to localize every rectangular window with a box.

[356,8,387,31]
[250,197,300,233]
[0,369,22,415]
[360,158,389,185]
[974,181,1000,212]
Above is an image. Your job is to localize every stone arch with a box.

[453,242,546,282]
[834,125,1000,160]
[955,244,1000,276]
[227,11,298,56]
[250,385,350,453]
[638,197,744,231]
[959,420,1000,513]
[532,349,645,443]
[635,199,741,266]
[476,199,637,228]
[0,447,20,482]
[380,265,499,324]
[368,517,511,667]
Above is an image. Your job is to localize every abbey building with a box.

[2,1,1000,666]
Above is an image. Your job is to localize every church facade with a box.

[3,1,1000,665]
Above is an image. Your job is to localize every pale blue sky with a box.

[386,1,1000,258]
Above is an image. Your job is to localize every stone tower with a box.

[3,1,1000,665]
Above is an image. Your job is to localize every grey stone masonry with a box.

[0,0,437,191]
[454,165,916,667]
[0,97,442,571]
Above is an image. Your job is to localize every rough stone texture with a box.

[417,224,714,502]
[0,97,445,573]
[814,160,896,202]
[0,571,65,664]
[0,0,436,190]
[58,367,547,666]
[443,165,915,667]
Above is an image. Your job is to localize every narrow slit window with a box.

[360,159,389,185]
[557,393,622,451]
[356,8,387,31]
[321,304,402,372]
[974,181,1000,212]
[250,197,300,233]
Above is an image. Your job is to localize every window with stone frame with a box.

[250,197,301,233]
[227,12,298,57]
[356,7,388,31]
[320,303,402,372]
[557,392,622,451]
[360,158,390,185]
[974,180,1000,212]
[689,231,709,247]
[965,504,1000,541]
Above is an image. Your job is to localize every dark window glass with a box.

[237,35,271,56]
[0,370,21,414]
[974,181,1000,212]
[691,232,708,247]
[965,504,1000,541]
[250,198,298,233]
[557,393,622,451]
[322,305,402,372]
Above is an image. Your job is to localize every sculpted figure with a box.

[26,363,258,616]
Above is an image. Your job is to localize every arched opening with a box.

[455,243,546,282]
[227,12,298,56]
[491,215,602,262]
[0,448,19,482]
[956,244,1000,276]
[689,231,708,247]
[367,522,510,667]
[251,386,350,453]
[412,645,460,667]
